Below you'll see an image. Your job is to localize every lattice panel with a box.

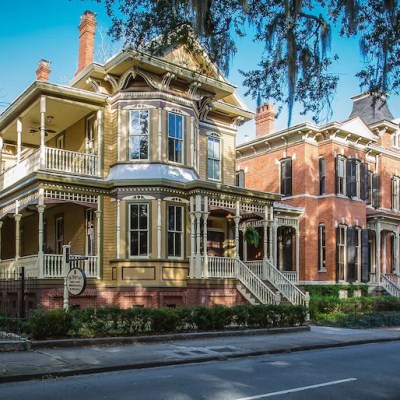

[44,190,98,204]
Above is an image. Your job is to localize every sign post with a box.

[62,245,87,311]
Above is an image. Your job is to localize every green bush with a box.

[304,284,368,299]
[25,304,307,339]
[30,309,73,339]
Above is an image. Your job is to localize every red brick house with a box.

[237,94,400,295]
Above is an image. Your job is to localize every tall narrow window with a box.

[55,216,64,254]
[236,170,245,187]
[86,115,95,153]
[337,225,346,281]
[319,158,326,195]
[168,112,183,163]
[129,204,149,257]
[360,162,368,201]
[207,136,221,180]
[347,227,357,282]
[336,156,346,195]
[346,158,357,198]
[280,158,292,196]
[366,170,372,205]
[318,224,326,271]
[168,205,183,258]
[129,110,149,160]
[372,173,381,208]
[393,176,400,210]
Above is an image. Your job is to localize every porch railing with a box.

[208,256,277,305]
[45,147,98,176]
[245,260,263,277]
[382,274,400,297]
[0,254,98,279]
[0,147,99,189]
[282,271,299,284]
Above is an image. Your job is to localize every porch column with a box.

[37,203,46,279]
[117,107,121,162]
[189,196,196,278]
[157,198,162,259]
[202,196,209,278]
[0,134,3,174]
[40,96,46,167]
[272,222,278,268]
[242,228,248,262]
[383,233,387,275]
[116,199,121,259]
[17,118,22,164]
[14,213,22,261]
[158,108,162,161]
[190,117,194,168]
[0,220,3,260]
[262,206,268,280]
[233,200,241,259]
[295,227,300,281]
[195,195,202,278]
[376,223,381,283]
[97,109,103,176]
[95,199,102,277]
[397,230,400,275]
[392,232,398,275]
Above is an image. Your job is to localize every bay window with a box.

[168,112,184,163]
[129,204,149,257]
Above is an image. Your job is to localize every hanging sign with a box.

[66,268,87,296]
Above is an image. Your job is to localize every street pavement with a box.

[0,325,400,384]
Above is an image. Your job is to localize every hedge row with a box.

[309,296,400,319]
[29,304,307,340]
[304,284,369,298]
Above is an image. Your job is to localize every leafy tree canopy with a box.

[87,0,400,125]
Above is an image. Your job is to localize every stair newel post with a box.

[195,195,202,279]
[274,292,281,305]
[305,291,310,321]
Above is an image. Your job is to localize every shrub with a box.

[304,284,369,299]
[30,309,73,339]
[150,308,180,333]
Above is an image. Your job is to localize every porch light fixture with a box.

[226,213,233,221]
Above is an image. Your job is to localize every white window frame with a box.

[393,176,400,211]
[337,225,347,281]
[129,110,149,160]
[207,134,221,181]
[336,156,346,195]
[168,112,184,164]
[167,205,184,259]
[129,203,149,258]
[318,224,326,272]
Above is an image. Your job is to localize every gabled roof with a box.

[340,116,378,141]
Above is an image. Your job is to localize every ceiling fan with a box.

[29,126,56,136]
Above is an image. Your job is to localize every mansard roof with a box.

[349,93,394,125]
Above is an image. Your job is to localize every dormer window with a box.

[168,112,183,163]
[129,110,149,160]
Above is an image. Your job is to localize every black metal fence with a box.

[0,268,37,318]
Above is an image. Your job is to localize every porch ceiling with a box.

[1,97,96,147]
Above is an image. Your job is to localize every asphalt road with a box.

[0,342,399,400]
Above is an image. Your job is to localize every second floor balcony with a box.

[0,146,99,189]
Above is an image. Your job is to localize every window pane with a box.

[131,111,139,134]
[168,207,175,230]
[175,232,182,257]
[214,139,220,159]
[140,111,148,135]
[130,136,140,159]
[130,205,138,229]
[168,138,175,161]
[139,205,148,229]
[175,115,182,139]
[176,207,182,231]
[175,140,182,163]
[139,231,147,255]
[140,136,148,159]
[207,159,213,178]
[168,113,175,137]
[130,232,139,256]
[168,232,174,256]
[214,160,220,180]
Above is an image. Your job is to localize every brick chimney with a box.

[76,10,97,76]
[36,59,51,82]
[255,103,275,137]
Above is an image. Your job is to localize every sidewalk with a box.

[1,325,400,383]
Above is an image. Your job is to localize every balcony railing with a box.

[0,254,99,279]
[0,147,99,189]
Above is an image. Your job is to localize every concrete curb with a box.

[1,333,400,384]
[30,326,310,349]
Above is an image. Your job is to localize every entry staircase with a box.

[381,274,400,297]
[207,256,309,307]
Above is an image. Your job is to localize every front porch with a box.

[0,188,101,279]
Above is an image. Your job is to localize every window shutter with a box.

[361,229,369,283]
[236,170,245,188]
[372,173,381,208]
[360,163,368,200]
[346,159,356,197]
[347,227,356,283]
[335,156,339,194]
[286,158,292,196]
[319,158,326,195]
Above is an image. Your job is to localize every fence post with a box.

[305,291,310,321]
[19,266,25,319]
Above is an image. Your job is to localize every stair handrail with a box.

[264,259,308,306]
[236,259,278,305]
[382,274,400,297]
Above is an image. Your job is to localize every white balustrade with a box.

[45,147,98,176]
[382,274,400,297]
[245,261,263,278]
[264,259,307,306]
[0,147,99,189]
[282,271,299,284]
[208,256,237,278]
[43,254,64,278]
[0,258,17,276]
[369,273,377,284]
[70,256,99,278]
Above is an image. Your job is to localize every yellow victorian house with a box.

[0,11,306,312]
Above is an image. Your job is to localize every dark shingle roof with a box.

[349,93,394,125]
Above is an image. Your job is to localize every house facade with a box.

[0,11,306,313]
[237,95,400,296]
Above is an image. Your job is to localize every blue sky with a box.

[0,1,399,143]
